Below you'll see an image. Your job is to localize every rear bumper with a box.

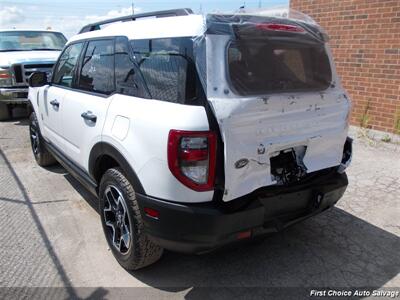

[136,169,348,254]
[0,88,29,103]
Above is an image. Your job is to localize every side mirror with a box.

[29,72,48,87]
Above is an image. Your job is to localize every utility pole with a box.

[199,3,203,14]
[258,0,262,8]
[131,1,134,15]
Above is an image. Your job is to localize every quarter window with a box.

[78,39,114,95]
[131,38,197,104]
[52,42,83,87]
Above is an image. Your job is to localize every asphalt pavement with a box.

[0,119,399,299]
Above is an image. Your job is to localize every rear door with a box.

[60,39,114,170]
[40,42,83,149]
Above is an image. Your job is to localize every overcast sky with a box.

[0,0,288,38]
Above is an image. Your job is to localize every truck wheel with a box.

[99,168,163,270]
[29,112,57,167]
[0,103,11,121]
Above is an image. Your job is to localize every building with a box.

[291,0,400,134]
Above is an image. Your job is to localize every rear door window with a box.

[115,37,150,99]
[228,40,332,95]
[131,38,198,104]
[78,39,114,95]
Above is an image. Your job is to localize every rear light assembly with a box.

[256,23,305,33]
[168,130,217,192]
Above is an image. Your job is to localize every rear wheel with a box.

[0,103,10,121]
[29,112,57,167]
[99,168,163,270]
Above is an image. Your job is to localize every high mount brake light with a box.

[256,23,305,33]
[168,130,217,192]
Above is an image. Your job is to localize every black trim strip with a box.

[45,141,98,196]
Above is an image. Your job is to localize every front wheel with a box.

[29,112,57,167]
[99,168,163,270]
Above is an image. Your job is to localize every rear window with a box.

[227,40,332,95]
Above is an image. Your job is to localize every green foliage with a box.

[381,135,391,143]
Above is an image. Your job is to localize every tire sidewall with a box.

[29,112,45,163]
[99,170,139,268]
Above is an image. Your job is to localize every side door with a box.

[60,39,115,170]
[40,42,84,148]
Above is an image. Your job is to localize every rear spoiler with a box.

[78,8,194,34]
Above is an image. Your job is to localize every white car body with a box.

[31,13,350,203]
[27,8,353,264]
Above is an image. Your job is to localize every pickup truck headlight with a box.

[0,67,13,87]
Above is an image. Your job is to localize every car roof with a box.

[68,15,205,44]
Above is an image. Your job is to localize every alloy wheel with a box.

[103,185,132,254]
[30,122,39,155]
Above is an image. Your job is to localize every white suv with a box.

[28,8,352,270]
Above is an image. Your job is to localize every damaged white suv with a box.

[28,8,353,270]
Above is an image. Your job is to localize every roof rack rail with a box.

[78,8,194,34]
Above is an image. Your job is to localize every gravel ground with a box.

[0,119,399,299]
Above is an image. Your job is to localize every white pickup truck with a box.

[0,30,66,120]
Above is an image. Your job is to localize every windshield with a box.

[227,40,332,95]
[0,31,66,52]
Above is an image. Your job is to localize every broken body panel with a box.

[198,13,351,201]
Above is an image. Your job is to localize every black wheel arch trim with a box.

[89,142,145,195]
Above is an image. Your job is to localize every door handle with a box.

[50,99,59,108]
[81,111,97,123]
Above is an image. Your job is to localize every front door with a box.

[60,39,115,170]
[40,85,66,149]
[40,42,84,150]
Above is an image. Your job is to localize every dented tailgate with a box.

[209,91,350,201]
[203,33,351,202]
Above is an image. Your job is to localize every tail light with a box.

[256,23,305,33]
[168,130,217,191]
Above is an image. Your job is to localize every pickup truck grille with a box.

[11,63,54,86]
[13,65,23,83]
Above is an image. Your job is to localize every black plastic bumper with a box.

[136,170,348,254]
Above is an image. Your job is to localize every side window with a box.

[115,37,150,98]
[78,39,114,95]
[52,42,83,87]
[131,38,198,104]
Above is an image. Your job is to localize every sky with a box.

[0,0,289,38]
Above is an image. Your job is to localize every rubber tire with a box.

[99,168,163,270]
[29,112,57,167]
[0,103,11,121]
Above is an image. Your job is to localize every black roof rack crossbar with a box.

[78,8,194,34]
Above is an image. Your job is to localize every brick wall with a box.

[290,0,400,134]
